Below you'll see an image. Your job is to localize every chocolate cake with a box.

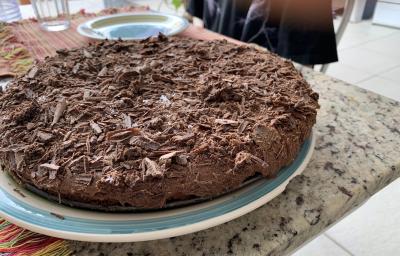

[0,35,319,209]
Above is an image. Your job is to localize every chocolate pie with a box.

[0,35,318,209]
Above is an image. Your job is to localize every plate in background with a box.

[0,133,315,242]
[77,12,189,40]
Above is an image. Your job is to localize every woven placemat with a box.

[0,6,149,78]
[0,6,241,79]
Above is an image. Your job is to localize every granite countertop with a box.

[67,69,400,255]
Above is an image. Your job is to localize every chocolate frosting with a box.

[0,35,319,208]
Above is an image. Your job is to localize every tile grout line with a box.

[339,47,400,64]
[353,74,379,84]
[376,64,400,84]
[338,28,400,52]
[323,233,356,256]
[324,62,375,85]
[376,75,400,85]
[338,30,400,51]
[356,47,400,61]
[332,53,400,84]
[354,63,400,84]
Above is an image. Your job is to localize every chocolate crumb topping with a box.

[0,35,318,208]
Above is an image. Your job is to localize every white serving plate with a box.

[0,133,315,242]
[77,12,189,40]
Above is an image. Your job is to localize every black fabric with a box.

[186,0,338,65]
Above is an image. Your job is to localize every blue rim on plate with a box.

[77,12,189,40]
[0,133,315,242]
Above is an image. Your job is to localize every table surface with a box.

[6,2,400,256]
[67,69,400,256]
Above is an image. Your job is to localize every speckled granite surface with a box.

[66,69,400,256]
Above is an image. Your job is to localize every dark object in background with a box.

[187,0,338,65]
[363,0,377,19]
[332,0,345,16]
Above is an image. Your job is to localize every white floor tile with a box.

[346,21,399,38]
[356,76,400,101]
[360,33,400,58]
[326,63,372,84]
[20,0,106,18]
[128,0,185,14]
[338,21,399,50]
[338,33,376,50]
[326,179,400,256]
[338,47,400,75]
[291,234,351,256]
[380,66,400,83]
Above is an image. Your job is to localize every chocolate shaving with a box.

[159,95,171,107]
[72,63,80,74]
[122,114,132,128]
[27,66,39,79]
[38,163,60,180]
[249,86,266,96]
[134,64,151,75]
[51,98,67,126]
[238,120,249,134]
[141,157,163,179]
[129,135,161,150]
[36,131,53,142]
[98,66,108,76]
[83,49,93,58]
[159,151,180,161]
[63,131,72,141]
[49,170,57,180]
[233,151,269,173]
[90,121,102,134]
[205,87,241,102]
[75,174,93,185]
[86,135,91,154]
[197,123,212,130]
[154,74,175,84]
[14,152,24,170]
[172,133,195,142]
[39,163,60,171]
[215,119,239,125]
[84,96,108,102]
[252,124,280,150]
[175,155,188,166]
[106,128,141,141]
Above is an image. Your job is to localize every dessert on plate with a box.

[0,35,319,209]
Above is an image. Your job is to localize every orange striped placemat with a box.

[0,6,148,78]
[0,6,242,79]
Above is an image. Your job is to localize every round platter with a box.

[77,12,189,40]
[0,133,315,242]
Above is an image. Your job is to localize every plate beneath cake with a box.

[77,12,189,40]
[0,133,315,242]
